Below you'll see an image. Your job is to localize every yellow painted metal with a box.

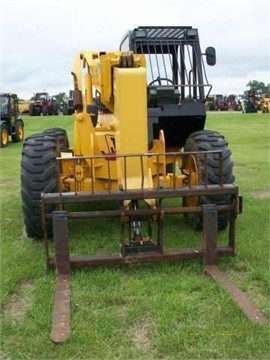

[84,73,93,108]
[259,96,270,113]
[18,100,31,114]
[61,49,185,195]
[73,112,95,157]
[72,51,146,114]
[113,66,150,189]
[182,154,199,206]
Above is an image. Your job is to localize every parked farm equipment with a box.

[18,99,31,114]
[29,92,60,116]
[0,93,24,147]
[62,90,74,115]
[258,95,270,113]
[241,91,258,113]
[20,26,265,342]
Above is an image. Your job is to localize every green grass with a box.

[0,113,269,359]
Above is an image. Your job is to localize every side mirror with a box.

[205,47,216,66]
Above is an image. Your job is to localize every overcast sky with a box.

[1,0,269,99]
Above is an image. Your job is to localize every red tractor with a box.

[29,92,60,116]
[214,94,228,111]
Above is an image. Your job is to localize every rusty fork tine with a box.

[50,211,71,343]
[51,274,71,343]
[203,205,266,324]
[205,265,266,324]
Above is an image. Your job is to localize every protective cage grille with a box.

[136,26,194,41]
[130,26,210,101]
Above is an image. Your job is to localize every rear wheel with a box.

[43,128,69,149]
[43,107,48,116]
[29,104,35,116]
[21,134,59,238]
[1,123,9,147]
[12,120,24,143]
[182,129,234,231]
[53,103,60,115]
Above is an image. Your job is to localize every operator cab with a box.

[120,26,216,148]
[0,95,9,116]
[0,93,18,121]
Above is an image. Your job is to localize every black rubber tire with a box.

[53,103,60,115]
[11,120,24,143]
[43,127,69,149]
[183,129,235,231]
[0,123,9,147]
[21,134,59,239]
[43,107,48,116]
[29,104,35,116]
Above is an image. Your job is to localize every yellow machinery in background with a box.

[18,99,31,114]
[258,95,270,113]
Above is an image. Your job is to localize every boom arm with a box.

[71,51,146,113]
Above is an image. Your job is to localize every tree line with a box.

[246,80,270,96]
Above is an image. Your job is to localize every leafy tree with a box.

[246,80,269,95]
[53,92,67,103]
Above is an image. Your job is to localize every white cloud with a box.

[1,0,269,98]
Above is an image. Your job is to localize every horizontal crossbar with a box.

[42,184,238,205]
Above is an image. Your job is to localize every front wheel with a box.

[21,134,59,238]
[182,130,235,231]
[29,104,35,116]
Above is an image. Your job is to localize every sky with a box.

[1,0,269,99]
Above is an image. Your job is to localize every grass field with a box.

[0,112,269,359]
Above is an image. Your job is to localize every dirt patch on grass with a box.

[128,316,153,354]
[0,351,11,360]
[234,163,246,168]
[0,180,12,186]
[2,281,34,322]
[250,190,270,199]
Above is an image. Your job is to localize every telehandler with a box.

[20,26,265,342]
